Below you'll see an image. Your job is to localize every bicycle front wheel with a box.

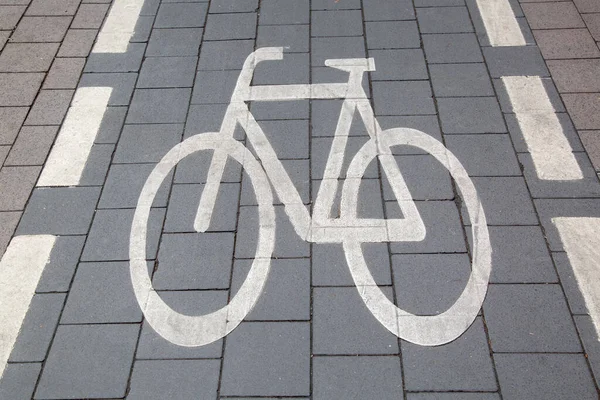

[130,133,275,347]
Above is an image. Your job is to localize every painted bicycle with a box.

[129,47,491,347]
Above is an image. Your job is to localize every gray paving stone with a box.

[311,36,365,66]
[78,143,114,186]
[313,178,385,219]
[184,103,227,136]
[553,252,588,315]
[0,5,25,29]
[115,124,183,163]
[210,0,258,13]
[79,73,137,106]
[81,208,165,261]
[260,0,309,25]
[253,52,309,84]
[26,0,78,15]
[0,211,19,255]
[313,356,403,399]
[408,395,500,400]
[505,112,584,153]
[138,56,197,88]
[444,134,521,176]
[311,136,378,179]
[257,24,309,53]
[84,43,145,73]
[313,242,391,286]
[136,290,225,359]
[430,63,494,97]
[312,65,371,97]
[483,46,549,78]
[403,317,496,391]
[0,166,40,211]
[197,39,254,70]
[415,0,464,6]
[0,31,7,50]
[5,125,58,166]
[0,43,58,72]
[310,100,370,137]
[258,119,309,159]
[95,106,127,143]
[192,70,238,104]
[387,200,467,253]
[0,363,41,400]
[11,16,70,42]
[174,150,242,183]
[313,286,399,354]
[71,3,108,28]
[204,12,256,40]
[61,261,143,323]
[366,21,420,49]
[363,0,414,20]
[417,6,473,33]
[130,15,153,42]
[128,360,220,400]
[139,0,159,15]
[43,58,85,89]
[127,88,191,124]
[155,2,207,28]
[147,28,202,56]
[0,73,44,106]
[483,284,581,352]
[36,235,85,293]
[393,253,471,315]
[438,97,506,134]
[312,0,361,8]
[0,107,28,144]
[423,33,483,63]
[373,81,435,116]
[35,324,139,399]
[57,29,97,57]
[370,49,428,80]
[250,100,310,120]
[311,10,363,37]
[231,258,310,320]
[220,322,310,396]
[0,144,8,165]
[9,293,65,362]
[99,163,171,208]
[24,89,73,126]
[241,159,308,205]
[574,315,600,388]
[495,354,596,400]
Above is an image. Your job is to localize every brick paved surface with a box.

[0,0,600,399]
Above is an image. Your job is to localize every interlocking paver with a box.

[445,134,520,176]
[311,136,378,179]
[5,125,58,166]
[562,93,600,130]
[0,211,19,255]
[138,56,197,88]
[99,163,171,208]
[155,2,207,28]
[0,363,40,399]
[0,73,44,106]
[574,316,600,387]
[553,252,588,314]
[147,28,203,57]
[11,16,71,42]
[114,124,182,163]
[197,39,254,70]
[430,63,493,97]
[57,29,97,57]
[94,106,127,143]
[311,36,365,66]
[363,0,414,20]
[254,52,309,84]
[84,43,146,72]
[366,21,420,49]
[311,10,363,37]
[24,89,73,126]
[79,143,114,185]
[0,166,40,211]
[382,154,454,200]
[370,49,428,80]
[259,0,309,25]
[127,88,191,124]
[71,3,108,28]
[422,33,483,63]
[0,107,28,144]
[192,70,238,104]
[79,72,137,106]
[408,395,500,400]
[43,58,86,89]
[0,43,59,72]
[258,119,309,159]
[417,6,473,33]
[251,100,310,120]
[0,5,25,29]
[373,81,435,116]
[204,12,256,40]
[210,0,258,13]
[36,235,85,293]
[505,112,584,153]
[583,13,600,40]
[547,59,600,93]
[533,28,600,59]
[257,24,309,52]
[241,159,308,205]
[312,0,361,9]
[579,130,600,169]
[25,0,79,15]
[522,2,585,28]
[438,97,506,134]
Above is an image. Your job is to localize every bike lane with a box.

[0,0,599,399]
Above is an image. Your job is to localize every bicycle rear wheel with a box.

[130,133,275,347]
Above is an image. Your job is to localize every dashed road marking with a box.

[93,0,144,53]
[475,0,526,46]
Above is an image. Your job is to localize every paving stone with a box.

[5,125,57,166]
[71,3,108,28]
[310,100,371,138]
[251,100,310,120]
[99,163,171,208]
[574,0,600,12]
[417,6,473,33]
[43,58,85,89]
[127,88,191,124]
[583,13,600,41]
[553,252,588,314]
[430,63,494,97]
[9,293,65,362]
[438,97,505,134]
[26,0,79,15]
[57,29,97,57]
[147,28,203,57]
[444,134,520,176]
[257,24,309,53]
[130,15,153,42]
[313,356,403,399]
[137,56,196,88]
[409,395,500,400]
[115,124,182,163]
[313,287,399,354]
[483,46,549,78]
[198,39,254,70]
[574,315,600,388]
[174,150,242,184]
[82,208,165,261]
[533,29,600,59]
[313,177,385,219]
[0,73,44,106]
[312,65,371,96]
[579,130,600,170]
[36,235,85,292]
[312,0,361,8]
[423,33,483,63]
[259,0,309,25]
[0,363,41,400]
[220,322,310,396]
[35,324,139,399]
[562,93,600,130]
[232,258,310,320]
[483,284,581,352]
[522,2,585,28]
[373,81,435,116]
[78,143,114,185]
[192,70,238,104]
[0,107,28,144]
[254,52,309,84]
[184,103,228,136]
[311,10,363,37]
[0,166,40,211]
[128,360,220,400]
[95,106,126,143]
[204,12,256,40]
[415,0,464,5]
[494,76,564,113]
[241,159,308,205]
[311,136,378,179]
[363,0,414,20]
[210,0,258,13]
[311,36,365,66]
[495,354,596,399]
[155,2,207,28]
[258,119,309,159]
[0,42,58,72]
[0,30,8,50]
[0,211,20,255]
[547,59,600,93]
[136,290,225,359]
[370,49,427,80]
[11,16,71,42]
[0,144,7,165]
[24,89,73,126]
[0,5,25,29]
[139,0,159,15]
[79,72,137,106]
[84,43,145,72]
[366,21,420,49]
[403,318,496,391]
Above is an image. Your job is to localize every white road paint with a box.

[475,0,525,46]
[554,218,600,340]
[37,87,112,187]
[130,48,492,347]
[93,0,144,53]
[0,235,56,379]
[502,76,583,180]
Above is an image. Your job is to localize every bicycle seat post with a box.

[324,58,375,99]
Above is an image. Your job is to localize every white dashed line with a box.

[475,0,526,46]
[93,0,145,53]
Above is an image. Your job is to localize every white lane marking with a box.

[554,218,600,339]
[37,87,112,187]
[502,76,583,180]
[475,0,525,46]
[0,235,56,379]
[93,0,144,53]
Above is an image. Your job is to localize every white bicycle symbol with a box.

[129,47,492,348]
